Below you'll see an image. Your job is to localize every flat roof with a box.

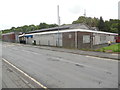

[2,32,15,35]
[19,29,118,37]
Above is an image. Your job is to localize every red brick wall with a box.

[2,33,15,42]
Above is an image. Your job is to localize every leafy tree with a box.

[72,16,99,27]
[97,17,105,31]
[1,23,58,34]
[118,20,120,35]
[38,23,49,29]
[49,24,58,28]
[104,19,119,33]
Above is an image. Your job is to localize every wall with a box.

[26,37,33,44]
[62,32,75,48]
[2,33,15,42]
[93,33,116,45]
[77,32,92,49]
[20,30,117,49]
[33,33,63,47]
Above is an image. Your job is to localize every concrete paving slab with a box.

[2,61,35,88]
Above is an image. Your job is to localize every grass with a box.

[95,43,120,52]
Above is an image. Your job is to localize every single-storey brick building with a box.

[2,32,20,43]
[19,24,118,49]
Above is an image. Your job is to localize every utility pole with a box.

[83,9,87,25]
[57,5,60,47]
[84,9,86,17]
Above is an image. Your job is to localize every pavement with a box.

[18,43,119,60]
[2,61,35,88]
[2,42,119,88]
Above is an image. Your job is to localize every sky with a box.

[0,0,119,30]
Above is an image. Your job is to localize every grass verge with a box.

[95,43,120,53]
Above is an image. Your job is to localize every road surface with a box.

[2,42,118,88]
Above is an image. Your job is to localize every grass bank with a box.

[95,43,120,53]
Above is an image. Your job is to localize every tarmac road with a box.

[2,42,119,88]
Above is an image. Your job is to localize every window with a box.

[83,35,90,43]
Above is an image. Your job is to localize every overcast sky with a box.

[0,0,119,30]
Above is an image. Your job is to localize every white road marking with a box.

[2,58,48,89]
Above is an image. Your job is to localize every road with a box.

[2,42,118,88]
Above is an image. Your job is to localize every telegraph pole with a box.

[57,5,60,47]
[84,9,86,17]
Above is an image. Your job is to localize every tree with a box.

[118,20,120,35]
[72,16,99,27]
[38,23,49,29]
[97,16,105,31]
[104,19,119,33]
[104,20,110,32]
[49,24,58,28]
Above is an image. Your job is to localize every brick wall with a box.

[77,32,92,49]
[62,32,75,48]
[62,31,93,49]
[2,33,15,42]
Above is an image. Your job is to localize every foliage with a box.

[104,19,119,33]
[72,16,99,27]
[2,23,58,34]
[72,16,119,33]
[97,17,105,31]
[95,44,120,52]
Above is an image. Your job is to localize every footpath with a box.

[2,60,35,88]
